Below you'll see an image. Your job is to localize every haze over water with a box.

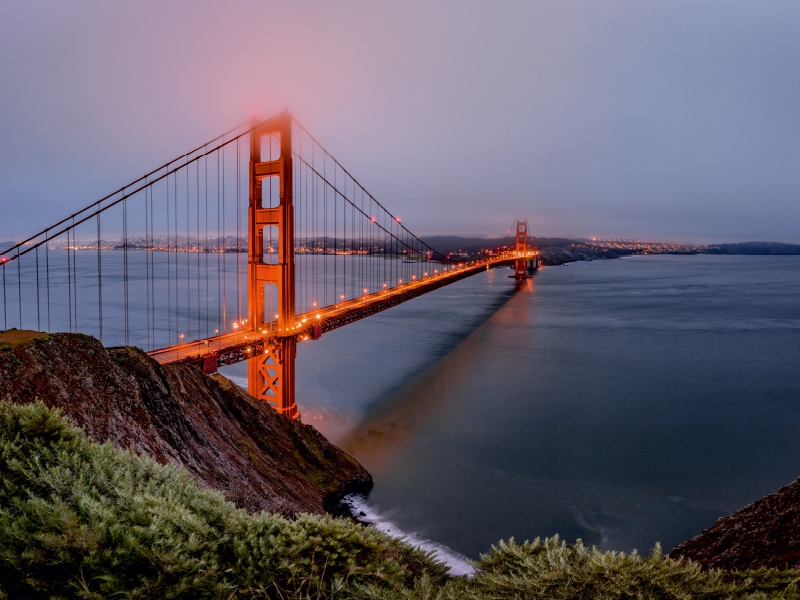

[224,255,800,558]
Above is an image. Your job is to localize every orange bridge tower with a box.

[512,219,538,278]
[514,220,529,278]
[247,112,299,419]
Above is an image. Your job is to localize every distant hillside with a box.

[422,235,579,255]
[422,236,509,254]
[703,242,800,255]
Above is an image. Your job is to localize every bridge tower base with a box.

[246,112,299,419]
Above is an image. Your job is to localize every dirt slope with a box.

[0,330,371,516]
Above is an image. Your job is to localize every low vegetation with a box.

[2,399,800,599]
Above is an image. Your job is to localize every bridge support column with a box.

[247,337,296,417]
[247,112,298,419]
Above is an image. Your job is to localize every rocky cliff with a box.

[0,329,371,516]
[670,478,800,570]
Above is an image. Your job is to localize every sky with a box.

[1,1,799,243]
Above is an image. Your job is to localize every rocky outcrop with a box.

[0,330,371,516]
[670,478,800,570]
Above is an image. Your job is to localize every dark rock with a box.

[670,478,800,570]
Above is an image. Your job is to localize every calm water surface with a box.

[227,254,800,558]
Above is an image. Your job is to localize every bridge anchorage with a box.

[0,110,537,421]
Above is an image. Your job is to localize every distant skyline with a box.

[1,1,799,243]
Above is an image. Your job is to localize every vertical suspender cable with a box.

[311,135,315,309]
[236,136,241,325]
[2,262,5,330]
[97,213,103,344]
[35,246,40,331]
[381,211,384,290]
[222,144,227,331]
[302,134,306,313]
[315,141,318,308]
[334,163,338,303]
[297,131,302,313]
[123,194,129,346]
[305,136,309,313]
[217,150,221,334]
[72,220,77,330]
[167,175,172,346]
[343,166,346,300]
[145,186,150,350]
[150,186,155,347]
[66,230,72,332]
[304,135,307,312]
[205,149,209,338]
[324,149,327,307]
[197,158,201,341]
[173,172,178,345]
[45,230,51,332]
[360,185,363,296]
[187,160,191,342]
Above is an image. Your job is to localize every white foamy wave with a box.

[218,370,473,576]
[342,494,474,577]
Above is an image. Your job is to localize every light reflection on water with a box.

[224,255,800,560]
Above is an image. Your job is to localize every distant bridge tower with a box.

[512,219,538,278]
[514,220,532,278]
[247,112,299,419]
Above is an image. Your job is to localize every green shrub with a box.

[0,400,446,599]
[4,399,800,600]
[466,536,793,599]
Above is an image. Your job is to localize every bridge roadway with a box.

[147,252,521,370]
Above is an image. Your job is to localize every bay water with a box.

[8,249,799,561]
[223,254,800,559]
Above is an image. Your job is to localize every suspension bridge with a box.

[0,111,537,419]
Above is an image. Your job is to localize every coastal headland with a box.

[0,330,371,516]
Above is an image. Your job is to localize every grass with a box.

[0,328,51,350]
[2,399,800,599]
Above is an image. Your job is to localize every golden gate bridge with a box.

[0,111,537,419]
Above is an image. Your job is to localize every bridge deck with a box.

[147,254,520,369]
